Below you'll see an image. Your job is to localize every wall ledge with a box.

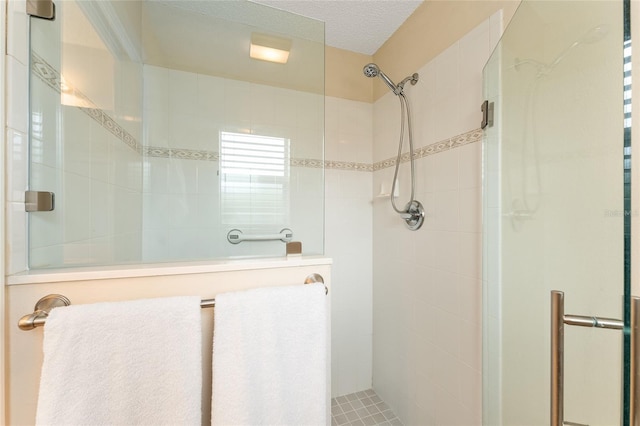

[6,256,332,286]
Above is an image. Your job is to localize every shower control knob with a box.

[402,200,425,231]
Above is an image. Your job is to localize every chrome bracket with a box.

[26,0,55,20]
[18,294,70,330]
[481,100,494,129]
[25,191,55,212]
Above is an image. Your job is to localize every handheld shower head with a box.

[363,63,401,95]
[363,63,380,78]
[577,25,609,45]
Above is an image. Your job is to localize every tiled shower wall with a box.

[325,96,373,396]
[29,54,143,268]
[371,14,502,425]
[141,65,324,261]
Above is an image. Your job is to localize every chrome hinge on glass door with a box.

[481,100,494,129]
[551,291,640,426]
[25,191,54,212]
[26,0,55,20]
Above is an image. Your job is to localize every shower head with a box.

[363,63,380,78]
[512,25,610,77]
[363,63,401,95]
[577,25,609,45]
[546,25,610,71]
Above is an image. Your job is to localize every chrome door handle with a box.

[550,291,565,426]
[632,296,640,426]
[550,291,633,426]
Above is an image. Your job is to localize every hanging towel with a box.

[36,296,202,426]
[211,283,327,426]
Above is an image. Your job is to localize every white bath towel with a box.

[36,296,202,426]
[211,283,327,426]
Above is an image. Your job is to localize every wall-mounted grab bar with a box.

[227,228,293,244]
[18,273,326,331]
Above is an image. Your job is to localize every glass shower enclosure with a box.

[483,0,638,425]
[28,0,324,269]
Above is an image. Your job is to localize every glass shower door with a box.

[29,0,144,268]
[483,1,635,425]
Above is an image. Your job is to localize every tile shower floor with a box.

[331,389,403,426]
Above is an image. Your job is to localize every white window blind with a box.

[220,132,290,226]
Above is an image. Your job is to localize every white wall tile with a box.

[63,172,92,243]
[168,69,198,116]
[433,148,459,192]
[6,129,28,202]
[434,189,460,231]
[91,180,114,239]
[459,19,491,133]
[458,139,482,189]
[372,15,492,425]
[223,79,252,126]
[7,0,28,65]
[91,123,111,183]
[274,89,298,127]
[6,55,29,134]
[63,107,92,177]
[325,158,373,397]
[169,112,201,149]
[250,84,277,127]
[196,74,224,119]
[459,187,481,233]
[7,202,27,274]
[458,231,481,279]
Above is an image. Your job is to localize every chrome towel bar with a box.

[18,273,326,331]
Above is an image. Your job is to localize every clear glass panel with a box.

[29,1,145,268]
[29,1,324,269]
[483,1,629,425]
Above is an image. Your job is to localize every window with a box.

[219,132,290,226]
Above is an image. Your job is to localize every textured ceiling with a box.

[250,0,423,55]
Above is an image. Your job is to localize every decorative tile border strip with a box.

[372,128,482,171]
[144,147,219,161]
[31,52,141,154]
[323,160,373,172]
[291,158,324,169]
[144,127,481,171]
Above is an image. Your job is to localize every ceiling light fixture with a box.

[250,33,292,64]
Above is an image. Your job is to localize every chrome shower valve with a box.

[401,200,425,231]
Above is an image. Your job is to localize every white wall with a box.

[371,14,501,425]
[325,96,373,396]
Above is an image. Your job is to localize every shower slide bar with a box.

[227,228,293,244]
[550,291,640,426]
[17,273,327,331]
